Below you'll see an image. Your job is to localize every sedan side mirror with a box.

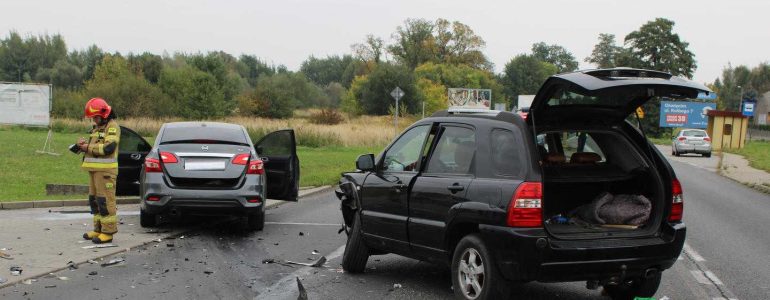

[356,154,376,172]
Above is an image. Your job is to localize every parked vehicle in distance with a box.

[336,68,709,300]
[139,122,299,231]
[672,129,712,157]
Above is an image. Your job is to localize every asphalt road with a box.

[2,155,769,299]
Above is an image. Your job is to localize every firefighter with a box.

[78,98,121,244]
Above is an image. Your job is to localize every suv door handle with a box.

[447,184,464,194]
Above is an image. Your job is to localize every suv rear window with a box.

[546,85,647,108]
[160,126,248,145]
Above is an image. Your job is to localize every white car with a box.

[672,129,712,157]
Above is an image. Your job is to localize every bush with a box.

[308,108,344,125]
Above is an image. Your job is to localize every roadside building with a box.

[706,110,749,150]
[756,91,770,125]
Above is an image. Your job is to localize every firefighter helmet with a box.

[84,98,111,119]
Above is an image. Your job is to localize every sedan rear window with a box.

[682,130,707,137]
[160,126,248,145]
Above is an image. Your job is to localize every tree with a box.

[387,18,436,70]
[624,18,696,78]
[530,42,578,73]
[501,55,558,107]
[433,19,491,70]
[345,63,422,115]
[585,33,622,68]
[237,54,274,86]
[237,72,326,118]
[300,55,353,86]
[413,62,504,112]
[159,65,228,119]
[127,52,163,83]
[85,55,173,118]
[351,35,384,64]
[69,45,105,81]
[35,60,83,89]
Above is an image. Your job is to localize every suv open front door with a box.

[255,129,299,201]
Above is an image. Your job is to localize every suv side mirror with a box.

[356,154,376,172]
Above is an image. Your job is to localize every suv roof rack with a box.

[447,107,501,115]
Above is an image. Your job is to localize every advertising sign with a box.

[0,83,51,126]
[659,101,714,128]
[448,88,491,109]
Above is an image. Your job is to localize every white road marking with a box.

[265,222,341,226]
[691,270,712,284]
[683,243,706,262]
[704,271,724,285]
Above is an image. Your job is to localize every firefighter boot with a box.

[92,233,113,244]
[83,231,100,240]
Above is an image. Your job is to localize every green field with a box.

[0,127,380,202]
[726,140,770,173]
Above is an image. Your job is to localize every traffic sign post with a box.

[390,87,404,135]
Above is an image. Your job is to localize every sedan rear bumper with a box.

[674,143,711,153]
[141,173,264,216]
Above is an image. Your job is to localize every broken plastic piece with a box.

[286,256,327,267]
[82,244,117,249]
[101,258,125,267]
[10,266,22,276]
[393,283,402,289]
[0,250,11,260]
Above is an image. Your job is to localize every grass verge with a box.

[0,127,382,202]
[725,140,770,173]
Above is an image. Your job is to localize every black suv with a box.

[336,68,708,300]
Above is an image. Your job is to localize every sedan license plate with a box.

[184,159,226,171]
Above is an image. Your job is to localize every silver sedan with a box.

[672,129,712,157]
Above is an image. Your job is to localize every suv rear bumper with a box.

[479,223,686,282]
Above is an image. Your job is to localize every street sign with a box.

[390,87,404,101]
[742,99,756,117]
[659,101,714,128]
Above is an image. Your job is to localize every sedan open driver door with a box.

[255,129,300,201]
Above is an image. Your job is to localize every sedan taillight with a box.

[677,137,686,141]
[703,137,711,142]
[247,160,264,175]
[144,157,162,173]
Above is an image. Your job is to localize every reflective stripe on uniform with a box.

[81,162,118,169]
[84,157,117,163]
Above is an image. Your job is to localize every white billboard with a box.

[448,88,491,110]
[0,83,51,126]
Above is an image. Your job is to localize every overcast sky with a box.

[3,0,768,84]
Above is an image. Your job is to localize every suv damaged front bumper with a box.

[479,223,686,283]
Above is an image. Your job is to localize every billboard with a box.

[448,88,491,109]
[659,101,714,128]
[0,83,51,126]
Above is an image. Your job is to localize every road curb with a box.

[0,186,332,210]
[0,186,333,289]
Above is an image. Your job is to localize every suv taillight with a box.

[669,179,684,222]
[507,182,542,227]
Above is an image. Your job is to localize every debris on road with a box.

[393,283,402,289]
[0,250,11,259]
[87,259,98,264]
[10,266,22,276]
[204,270,214,275]
[88,271,98,276]
[21,279,33,285]
[58,276,70,281]
[286,256,326,267]
[299,232,305,236]
[262,258,276,264]
[166,243,174,247]
[101,258,125,267]
[81,244,117,249]
[67,261,78,270]
[311,250,320,255]
[0,277,7,284]
[45,285,56,288]
[297,277,308,300]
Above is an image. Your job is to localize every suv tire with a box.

[452,234,511,300]
[246,211,265,231]
[341,213,369,273]
[603,272,661,300]
[140,209,157,227]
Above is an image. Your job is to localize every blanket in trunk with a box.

[570,192,651,226]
